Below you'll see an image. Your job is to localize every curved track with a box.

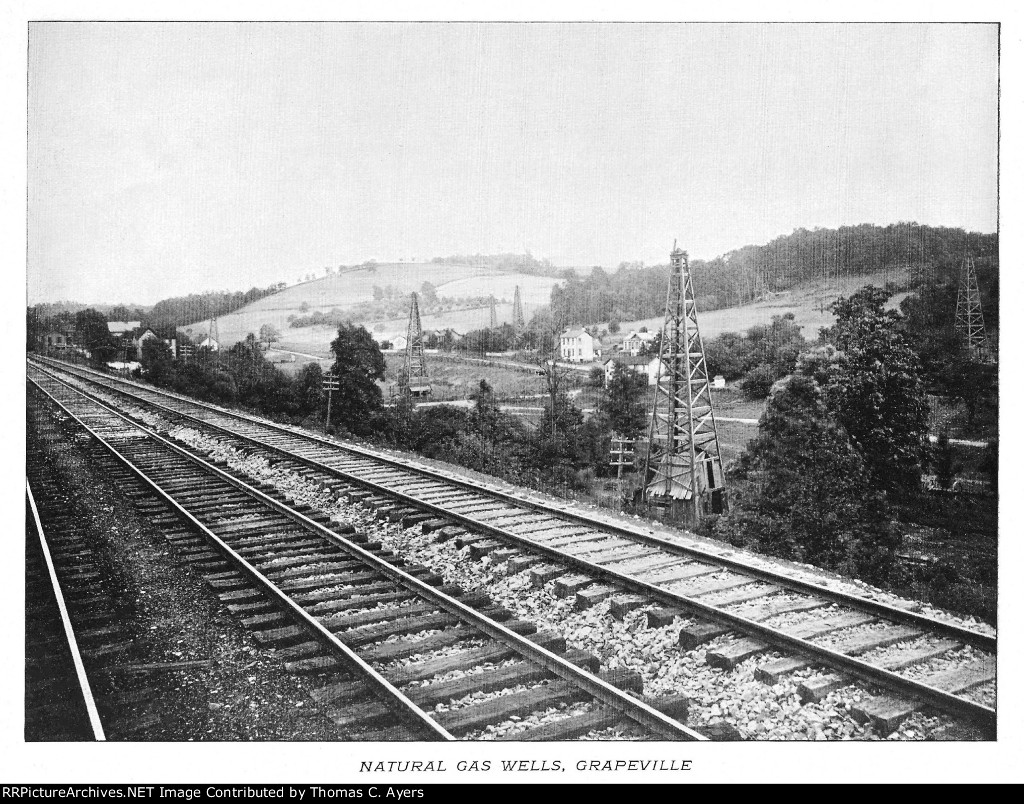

[30,357,997,735]
[29,365,704,741]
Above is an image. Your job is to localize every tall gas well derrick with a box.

[512,285,526,331]
[639,243,728,527]
[401,292,431,397]
[955,254,993,363]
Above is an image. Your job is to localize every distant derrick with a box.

[401,292,431,397]
[489,295,498,329]
[512,286,525,331]
[639,243,727,527]
[955,254,993,363]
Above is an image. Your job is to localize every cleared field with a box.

[182,262,562,349]
[617,269,912,341]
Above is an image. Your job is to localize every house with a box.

[41,331,72,351]
[133,328,158,358]
[134,329,178,359]
[602,354,649,386]
[604,354,665,387]
[559,328,601,363]
[107,321,142,337]
[621,330,656,357]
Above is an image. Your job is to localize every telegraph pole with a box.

[609,434,636,496]
[322,371,339,428]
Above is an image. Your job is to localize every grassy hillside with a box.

[609,268,912,344]
[181,262,561,348]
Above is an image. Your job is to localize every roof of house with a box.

[560,327,593,339]
[624,330,656,341]
[607,354,657,367]
[107,321,141,334]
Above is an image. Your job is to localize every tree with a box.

[821,286,930,494]
[259,323,281,347]
[330,323,386,434]
[140,338,175,387]
[705,331,753,380]
[724,373,900,582]
[293,362,325,417]
[74,309,118,363]
[420,281,439,306]
[739,363,777,400]
[470,379,500,439]
[225,333,295,414]
[604,366,647,437]
[640,332,662,357]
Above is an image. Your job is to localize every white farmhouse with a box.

[559,328,601,363]
[621,330,657,357]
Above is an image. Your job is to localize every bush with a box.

[740,363,777,399]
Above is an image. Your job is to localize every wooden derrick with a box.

[639,243,727,527]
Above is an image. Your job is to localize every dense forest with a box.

[546,223,998,329]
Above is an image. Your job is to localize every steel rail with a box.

[29,374,452,741]
[31,360,997,733]
[26,480,107,741]
[29,369,707,742]
[31,356,996,654]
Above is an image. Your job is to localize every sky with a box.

[27,22,999,305]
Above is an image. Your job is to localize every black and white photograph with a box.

[7,2,1022,787]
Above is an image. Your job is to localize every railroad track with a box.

[28,367,702,741]
[25,480,105,741]
[30,357,998,737]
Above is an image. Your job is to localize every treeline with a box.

[288,290,496,330]
[430,252,562,277]
[28,284,286,340]
[137,334,325,419]
[548,223,998,327]
[149,285,285,329]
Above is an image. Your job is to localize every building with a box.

[41,331,71,351]
[107,321,142,337]
[134,328,158,357]
[559,328,601,363]
[604,354,664,387]
[198,336,220,352]
[134,329,178,359]
[621,330,657,357]
[106,322,178,359]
